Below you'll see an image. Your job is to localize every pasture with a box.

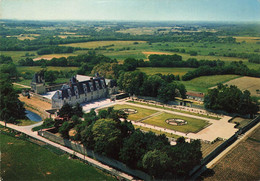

[0,51,37,62]
[142,112,209,133]
[234,36,260,43]
[59,40,147,49]
[217,76,260,97]
[137,67,195,76]
[181,75,241,93]
[17,66,79,74]
[0,133,116,181]
[202,125,260,181]
[33,53,78,61]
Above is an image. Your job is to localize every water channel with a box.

[25,110,42,122]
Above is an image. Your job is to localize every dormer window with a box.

[95,81,100,90]
[68,89,72,100]
[74,86,79,99]
[101,79,105,88]
[83,83,87,95]
[89,82,94,92]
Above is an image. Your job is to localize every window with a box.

[101,79,106,88]
[89,82,94,92]
[68,89,72,101]
[74,86,79,99]
[95,81,100,90]
[83,83,87,95]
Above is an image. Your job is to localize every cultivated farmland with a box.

[202,125,260,181]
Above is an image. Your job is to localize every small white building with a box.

[186,91,205,102]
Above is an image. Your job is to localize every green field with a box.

[0,133,116,181]
[17,66,79,74]
[109,104,158,121]
[60,40,147,49]
[142,112,209,133]
[180,74,241,93]
[137,67,196,76]
[0,51,37,63]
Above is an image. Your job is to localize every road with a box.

[0,121,135,180]
[12,82,31,88]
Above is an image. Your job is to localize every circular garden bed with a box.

[120,108,137,115]
[165,118,187,126]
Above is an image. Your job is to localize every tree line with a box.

[117,71,186,103]
[19,51,116,68]
[182,61,260,81]
[204,84,259,116]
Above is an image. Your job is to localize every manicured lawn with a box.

[127,101,220,120]
[143,112,209,133]
[137,67,196,76]
[0,133,116,181]
[110,104,158,121]
[181,74,241,93]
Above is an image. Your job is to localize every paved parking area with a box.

[81,98,115,112]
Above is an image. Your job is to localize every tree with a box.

[141,75,164,97]
[0,63,19,79]
[58,103,74,118]
[92,119,122,158]
[0,74,26,126]
[118,71,146,95]
[73,103,83,117]
[204,84,258,115]
[59,121,71,139]
[158,82,180,103]
[44,70,57,83]
[119,129,147,168]
[142,150,171,178]
[71,115,81,127]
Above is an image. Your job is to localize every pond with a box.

[25,110,42,122]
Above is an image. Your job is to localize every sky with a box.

[1,0,260,22]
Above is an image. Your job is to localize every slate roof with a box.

[61,77,107,99]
